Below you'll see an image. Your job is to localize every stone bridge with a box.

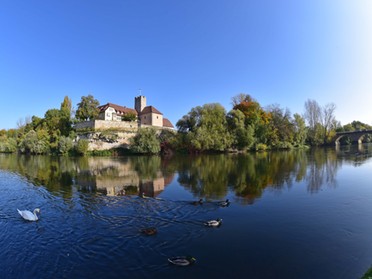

[334,130,372,145]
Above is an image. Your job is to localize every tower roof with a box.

[139,106,163,115]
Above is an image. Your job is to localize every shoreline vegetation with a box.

[362,266,372,279]
[0,94,371,156]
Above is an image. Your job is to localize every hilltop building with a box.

[75,95,174,151]
[96,95,174,129]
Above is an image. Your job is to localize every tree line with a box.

[0,93,371,155]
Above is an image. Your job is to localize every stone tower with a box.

[135,95,146,113]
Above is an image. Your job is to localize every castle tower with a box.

[135,95,146,113]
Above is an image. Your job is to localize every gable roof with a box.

[140,106,163,115]
[163,118,174,128]
[98,103,137,115]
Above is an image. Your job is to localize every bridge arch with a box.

[334,130,372,145]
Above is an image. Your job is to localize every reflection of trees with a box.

[0,155,76,199]
[177,155,229,199]
[1,144,369,205]
[306,148,339,193]
[174,148,344,204]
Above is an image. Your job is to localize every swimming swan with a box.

[17,208,40,221]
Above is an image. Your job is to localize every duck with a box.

[140,192,149,199]
[191,198,203,205]
[204,218,222,227]
[168,256,196,266]
[17,208,40,222]
[140,227,157,236]
[218,199,230,207]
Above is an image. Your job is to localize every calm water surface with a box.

[1,145,372,279]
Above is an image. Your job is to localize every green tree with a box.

[304,99,339,145]
[58,136,73,155]
[231,94,271,146]
[177,103,232,152]
[227,109,254,150]
[60,96,72,136]
[75,95,100,121]
[76,139,89,156]
[266,104,294,148]
[293,113,307,146]
[130,128,161,154]
[0,137,17,153]
[122,112,137,122]
[18,130,49,154]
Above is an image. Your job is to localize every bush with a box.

[122,113,137,122]
[76,139,89,156]
[18,130,50,154]
[58,136,73,155]
[255,143,268,151]
[0,137,17,153]
[130,128,160,154]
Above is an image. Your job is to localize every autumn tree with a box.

[266,104,294,148]
[231,94,271,146]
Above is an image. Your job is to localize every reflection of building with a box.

[75,158,174,197]
[140,175,166,197]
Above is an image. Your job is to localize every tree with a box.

[18,130,49,154]
[122,112,137,122]
[266,104,294,147]
[75,95,100,121]
[321,103,337,143]
[292,113,307,146]
[76,139,89,156]
[60,96,72,136]
[177,103,232,152]
[231,93,271,146]
[227,109,254,150]
[304,99,338,145]
[304,99,321,131]
[304,99,323,145]
[58,136,73,155]
[130,128,161,154]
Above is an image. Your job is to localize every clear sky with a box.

[1,0,372,129]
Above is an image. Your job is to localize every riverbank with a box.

[362,266,372,279]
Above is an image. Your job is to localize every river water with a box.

[1,145,372,279]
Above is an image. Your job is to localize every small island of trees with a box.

[0,93,371,156]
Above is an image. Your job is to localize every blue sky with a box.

[1,0,372,129]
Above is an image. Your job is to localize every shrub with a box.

[255,143,268,151]
[76,139,89,156]
[130,128,160,154]
[58,136,73,155]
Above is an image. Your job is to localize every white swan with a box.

[17,208,40,221]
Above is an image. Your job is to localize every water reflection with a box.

[0,144,372,204]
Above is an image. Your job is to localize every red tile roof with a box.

[140,106,163,115]
[163,118,174,128]
[98,103,137,115]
